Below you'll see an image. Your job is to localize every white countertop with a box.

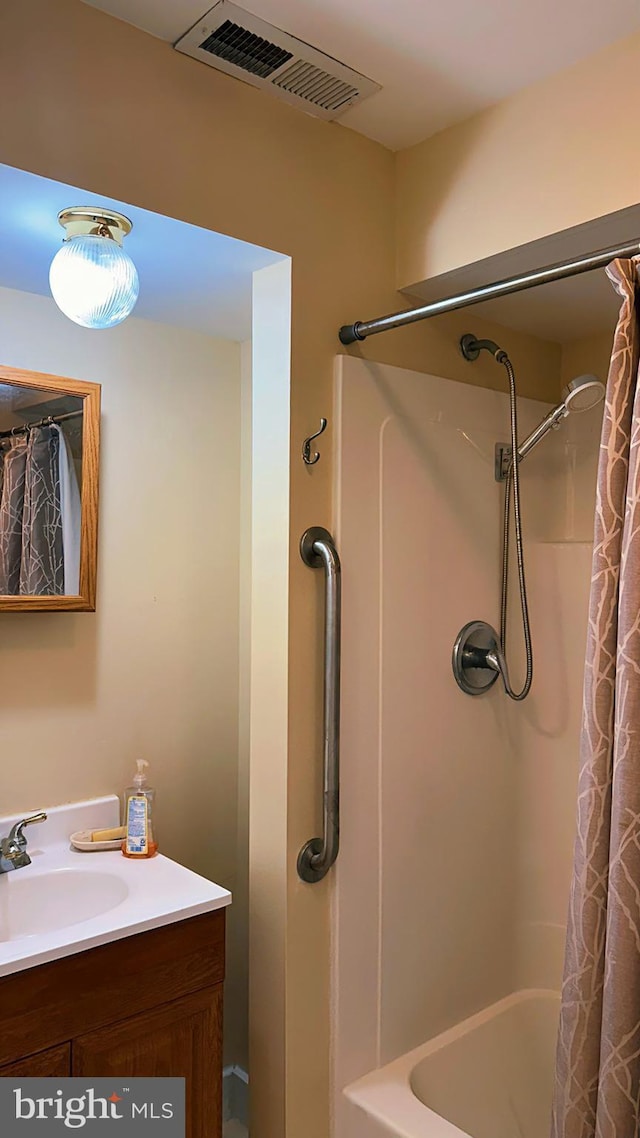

[0,796,231,978]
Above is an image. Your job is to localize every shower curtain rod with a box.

[0,409,83,439]
[338,238,640,345]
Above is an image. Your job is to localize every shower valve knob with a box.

[452,621,502,696]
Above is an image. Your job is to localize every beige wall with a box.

[396,32,640,289]
[229,340,252,1076]
[0,284,244,1051]
[0,4,571,1135]
[0,7,403,1130]
[250,260,291,1136]
[561,330,614,389]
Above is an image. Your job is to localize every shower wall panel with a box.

[503,405,599,989]
[512,542,592,991]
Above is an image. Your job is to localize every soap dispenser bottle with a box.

[122,759,158,859]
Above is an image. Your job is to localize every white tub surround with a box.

[345,990,559,1138]
[0,796,231,977]
[332,356,599,1137]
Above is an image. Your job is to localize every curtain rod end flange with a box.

[339,323,365,345]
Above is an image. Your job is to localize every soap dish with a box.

[70,829,122,852]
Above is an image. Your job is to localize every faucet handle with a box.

[10,812,47,847]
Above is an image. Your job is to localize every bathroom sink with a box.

[0,868,129,942]
[0,796,231,978]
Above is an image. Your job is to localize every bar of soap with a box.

[91,825,125,842]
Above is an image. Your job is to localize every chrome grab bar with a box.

[297,527,342,884]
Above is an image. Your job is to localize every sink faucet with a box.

[0,813,47,873]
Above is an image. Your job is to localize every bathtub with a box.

[343,989,560,1138]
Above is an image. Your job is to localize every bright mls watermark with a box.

[0,1078,185,1135]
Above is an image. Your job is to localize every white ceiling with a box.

[82,0,640,150]
[0,164,282,340]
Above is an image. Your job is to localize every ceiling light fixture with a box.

[49,207,139,330]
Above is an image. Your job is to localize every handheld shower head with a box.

[517,373,605,462]
[562,374,605,413]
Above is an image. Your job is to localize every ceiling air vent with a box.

[175,1,381,121]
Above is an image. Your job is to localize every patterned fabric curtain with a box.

[0,425,64,595]
[54,423,82,595]
[552,258,640,1137]
[0,435,28,594]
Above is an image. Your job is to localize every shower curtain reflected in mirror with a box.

[552,258,640,1137]
[0,424,79,595]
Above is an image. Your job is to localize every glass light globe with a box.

[49,233,139,329]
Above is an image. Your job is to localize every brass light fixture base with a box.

[57,207,133,246]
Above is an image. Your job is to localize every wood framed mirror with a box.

[0,365,100,612]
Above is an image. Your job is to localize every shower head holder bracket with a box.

[495,442,513,482]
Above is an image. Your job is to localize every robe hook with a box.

[302,418,327,466]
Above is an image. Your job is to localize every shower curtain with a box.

[552,258,640,1137]
[56,423,81,595]
[0,425,65,595]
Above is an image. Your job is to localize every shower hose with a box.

[495,351,533,701]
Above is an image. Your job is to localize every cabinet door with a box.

[0,1043,71,1077]
[72,986,222,1138]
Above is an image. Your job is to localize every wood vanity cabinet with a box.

[0,1044,71,1079]
[0,909,225,1138]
